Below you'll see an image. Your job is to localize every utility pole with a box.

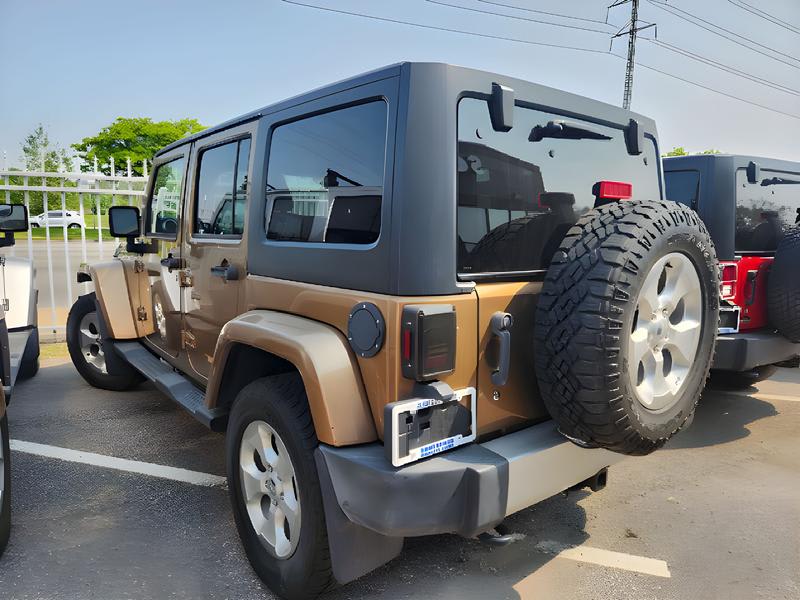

[608,0,656,109]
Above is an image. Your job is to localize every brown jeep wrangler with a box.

[66,63,719,599]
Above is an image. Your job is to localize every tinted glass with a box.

[735,168,800,252]
[266,101,387,244]
[665,170,700,208]
[457,98,661,274]
[147,157,186,236]
[195,138,250,236]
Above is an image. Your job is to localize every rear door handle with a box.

[210,262,239,281]
[490,312,513,386]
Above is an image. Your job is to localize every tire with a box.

[68,223,81,229]
[708,365,778,390]
[0,413,11,556]
[66,293,143,391]
[17,328,40,380]
[227,374,334,600]
[534,200,720,456]
[767,227,800,342]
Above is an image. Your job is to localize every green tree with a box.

[72,117,205,176]
[22,124,73,172]
[664,146,688,157]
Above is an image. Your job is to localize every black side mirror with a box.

[0,204,29,232]
[0,204,28,248]
[108,206,141,238]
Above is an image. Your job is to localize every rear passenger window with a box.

[265,101,387,244]
[194,138,250,237]
[457,98,661,275]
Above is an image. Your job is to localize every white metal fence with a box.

[0,160,148,341]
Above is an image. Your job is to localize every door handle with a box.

[490,312,513,386]
[210,262,239,281]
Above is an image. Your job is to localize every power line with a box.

[609,0,655,109]
[280,1,611,55]
[426,0,612,35]
[612,53,800,121]
[476,0,612,26]
[646,0,800,69]
[281,0,800,121]
[647,39,800,96]
[726,0,800,35]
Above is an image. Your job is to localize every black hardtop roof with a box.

[664,153,800,173]
[156,61,657,158]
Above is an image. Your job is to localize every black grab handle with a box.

[490,312,513,386]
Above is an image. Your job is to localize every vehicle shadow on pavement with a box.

[664,388,778,450]
[328,492,591,600]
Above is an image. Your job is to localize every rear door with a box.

[181,123,255,381]
[456,97,662,437]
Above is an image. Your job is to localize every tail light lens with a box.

[401,304,456,381]
[719,261,738,300]
[597,180,633,200]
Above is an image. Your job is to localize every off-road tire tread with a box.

[767,226,800,343]
[534,200,718,456]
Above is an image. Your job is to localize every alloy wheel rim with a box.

[628,252,703,412]
[239,420,301,559]
[78,311,107,374]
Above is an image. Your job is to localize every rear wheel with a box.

[66,293,143,391]
[535,200,719,455]
[68,223,81,229]
[708,365,778,390]
[226,374,334,600]
[0,413,11,556]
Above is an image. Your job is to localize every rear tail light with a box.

[719,261,738,300]
[401,304,456,381]
[597,180,633,200]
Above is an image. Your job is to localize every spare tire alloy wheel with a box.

[239,420,301,559]
[535,200,719,456]
[629,253,702,412]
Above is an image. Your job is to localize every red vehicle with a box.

[665,154,800,388]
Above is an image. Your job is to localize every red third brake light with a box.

[598,180,633,200]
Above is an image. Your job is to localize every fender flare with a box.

[207,310,377,446]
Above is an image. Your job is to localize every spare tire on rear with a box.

[767,226,800,343]
[534,200,719,456]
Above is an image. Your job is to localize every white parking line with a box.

[535,540,671,578]
[10,440,227,488]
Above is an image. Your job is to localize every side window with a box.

[194,138,250,237]
[266,101,387,244]
[146,156,186,236]
[665,170,700,208]
[456,98,660,274]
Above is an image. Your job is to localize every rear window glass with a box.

[194,138,250,237]
[665,170,700,208]
[265,101,387,245]
[457,98,660,275]
[735,168,800,253]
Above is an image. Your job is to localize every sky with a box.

[1,0,798,168]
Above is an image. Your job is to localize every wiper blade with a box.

[529,120,612,142]
[761,176,800,186]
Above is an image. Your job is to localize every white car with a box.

[29,210,85,229]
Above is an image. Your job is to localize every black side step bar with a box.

[112,341,227,431]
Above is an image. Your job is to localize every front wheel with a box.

[226,374,334,600]
[66,293,143,391]
[535,200,720,455]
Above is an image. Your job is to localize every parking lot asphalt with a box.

[0,359,798,600]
